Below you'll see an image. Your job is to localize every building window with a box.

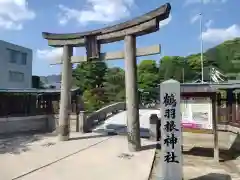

[9,71,24,82]
[21,53,27,65]
[7,49,27,65]
[8,49,19,64]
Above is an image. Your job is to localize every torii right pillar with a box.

[124,35,141,151]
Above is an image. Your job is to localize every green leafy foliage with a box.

[159,56,194,82]
[72,38,240,111]
[72,61,107,90]
[103,67,125,103]
[82,89,105,112]
[138,60,159,105]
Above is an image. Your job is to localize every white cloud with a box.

[36,48,77,63]
[159,14,172,27]
[58,0,135,25]
[205,19,213,28]
[37,48,63,63]
[190,13,201,24]
[202,24,240,43]
[190,14,213,29]
[184,0,227,6]
[0,0,35,30]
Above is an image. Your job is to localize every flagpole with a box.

[200,12,204,83]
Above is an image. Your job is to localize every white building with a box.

[0,40,32,88]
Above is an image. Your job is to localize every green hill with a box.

[159,37,240,82]
[205,38,240,75]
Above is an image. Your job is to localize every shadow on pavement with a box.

[189,173,232,180]
[69,133,116,141]
[140,143,157,151]
[183,134,240,162]
[0,132,44,154]
[94,124,150,138]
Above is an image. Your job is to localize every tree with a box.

[82,90,105,112]
[159,56,196,83]
[73,61,108,111]
[159,56,182,82]
[103,67,125,102]
[73,61,107,90]
[138,60,159,105]
[138,60,158,74]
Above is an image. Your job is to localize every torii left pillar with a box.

[59,45,73,141]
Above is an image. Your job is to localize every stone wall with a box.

[0,115,56,135]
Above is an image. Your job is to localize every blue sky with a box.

[0,0,239,76]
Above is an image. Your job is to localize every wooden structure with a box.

[214,83,240,128]
[179,84,219,162]
[0,88,82,117]
[42,3,171,151]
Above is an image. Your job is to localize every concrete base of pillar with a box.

[58,135,69,141]
[58,124,70,141]
[128,143,141,152]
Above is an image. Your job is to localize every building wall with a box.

[0,40,32,88]
[0,115,56,135]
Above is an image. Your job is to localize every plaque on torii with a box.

[42,3,171,152]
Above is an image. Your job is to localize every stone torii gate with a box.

[42,3,171,152]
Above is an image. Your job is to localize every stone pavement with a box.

[1,113,240,180]
[150,132,240,180]
[150,149,240,180]
[0,132,155,180]
[93,109,160,137]
[1,131,239,180]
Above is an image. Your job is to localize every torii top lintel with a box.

[42,3,171,47]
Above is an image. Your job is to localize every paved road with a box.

[91,109,240,179]
[0,132,155,180]
[93,109,160,137]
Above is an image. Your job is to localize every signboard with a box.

[160,79,182,180]
[181,97,212,130]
